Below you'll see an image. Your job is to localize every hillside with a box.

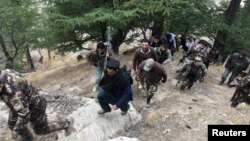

[0,46,249,141]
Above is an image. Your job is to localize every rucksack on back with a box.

[120,65,133,85]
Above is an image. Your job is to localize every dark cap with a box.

[97,42,106,49]
[106,59,120,69]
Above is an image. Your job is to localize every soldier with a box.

[176,56,207,90]
[0,69,74,141]
[136,58,167,107]
[230,73,250,107]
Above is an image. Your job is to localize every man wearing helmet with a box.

[0,69,74,141]
[176,56,207,90]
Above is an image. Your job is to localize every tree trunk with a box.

[26,47,36,72]
[225,0,242,24]
[101,23,107,42]
[5,57,14,69]
[151,18,164,37]
[213,0,242,52]
[0,34,14,69]
[111,28,128,54]
[213,30,227,53]
[48,47,51,61]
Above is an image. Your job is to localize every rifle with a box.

[103,27,110,70]
[103,26,115,70]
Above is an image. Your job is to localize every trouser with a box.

[221,68,239,85]
[139,71,146,88]
[8,96,69,141]
[97,89,130,112]
[94,66,104,90]
[146,83,158,104]
[187,78,195,89]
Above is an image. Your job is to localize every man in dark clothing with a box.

[133,39,157,89]
[97,59,133,115]
[166,33,177,56]
[220,51,249,86]
[203,47,220,68]
[155,42,172,64]
[0,69,74,141]
[150,35,162,48]
[136,58,167,107]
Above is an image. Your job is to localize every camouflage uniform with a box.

[230,74,250,107]
[238,74,250,94]
[177,60,207,89]
[0,69,72,141]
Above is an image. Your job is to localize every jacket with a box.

[99,69,133,108]
[137,61,167,85]
[133,47,157,71]
[225,53,249,72]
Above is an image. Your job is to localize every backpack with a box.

[120,65,133,85]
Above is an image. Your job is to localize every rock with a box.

[58,97,141,141]
[186,125,191,129]
[192,99,198,102]
[106,136,141,141]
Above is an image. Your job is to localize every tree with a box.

[213,0,242,54]
[0,0,41,71]
[45,0,218,54]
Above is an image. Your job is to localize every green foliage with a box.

[45,0,209,52]
[6,0,246,57]
[219,0,250,55]
[0,0,43,68]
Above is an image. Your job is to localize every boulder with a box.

[58,97,141,141]
[106,136,141,141]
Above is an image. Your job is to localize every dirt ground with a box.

[1,46,250,141]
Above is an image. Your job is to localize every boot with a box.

[227,78,234,86]
[121,104,130,116]
[97,109,110,115]
[219,77,226,85]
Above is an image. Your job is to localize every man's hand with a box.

[105,51,110,58]
[135,75,140,81]
[112,105,118,111]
